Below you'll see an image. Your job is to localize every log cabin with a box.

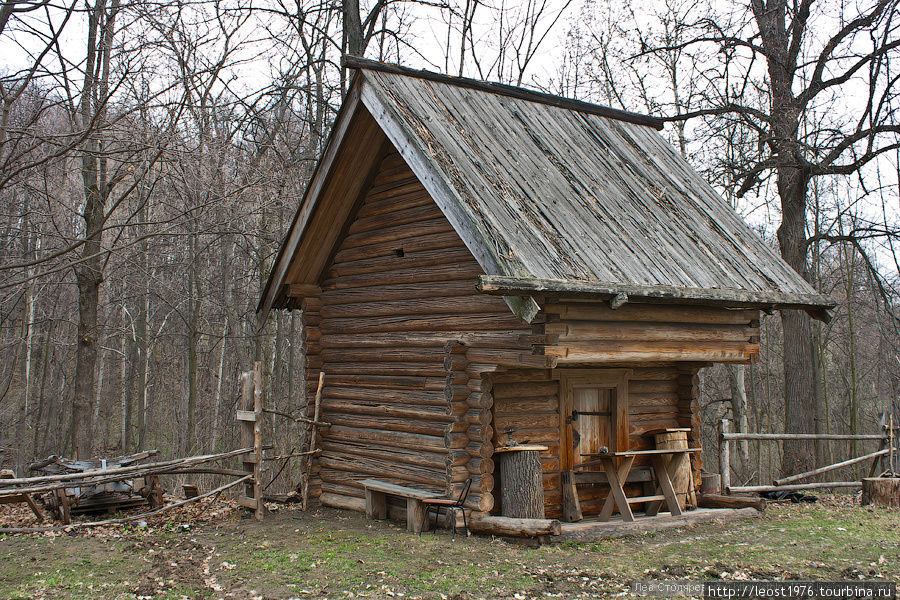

[257,57,835,523]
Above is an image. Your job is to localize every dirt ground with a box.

[0,496,896,599]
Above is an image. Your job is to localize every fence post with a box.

[719,419,731,493]
[236,363,265,520]
[252,361,264,520]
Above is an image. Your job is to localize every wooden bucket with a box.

[654,428,693,510]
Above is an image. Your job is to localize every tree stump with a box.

[497,445,547,519]
[862,477,900,507]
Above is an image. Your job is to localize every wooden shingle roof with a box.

[258,58,833,323]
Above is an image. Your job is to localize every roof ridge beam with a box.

[341,55,665,131]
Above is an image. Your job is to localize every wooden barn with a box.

[258,57,834,529]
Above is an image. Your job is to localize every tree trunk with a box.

[343,0,364,57]
[752,0,818,476]
[73,0,119,460]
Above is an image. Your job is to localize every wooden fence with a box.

[718,418,896,494]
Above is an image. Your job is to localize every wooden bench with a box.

[361,479,441,533]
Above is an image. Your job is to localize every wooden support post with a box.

[302,371,325,511]
[365,488,387,519]
[237,364,265,520]
[406,498,425,533]
[252,362,264,520]
[719,419,731,493]
[561,470,582,522]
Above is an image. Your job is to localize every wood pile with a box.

[28,451,162,519]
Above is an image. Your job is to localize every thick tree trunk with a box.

[778,195,817,476]
[752,0,818,477]
[343,0,364,57]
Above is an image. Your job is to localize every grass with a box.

[0,499,896,599]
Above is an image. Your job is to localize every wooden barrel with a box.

[496,445,547,519]
[654,428,694,510]
[701,473,721,495]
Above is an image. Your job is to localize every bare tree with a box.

[599,0,900,474]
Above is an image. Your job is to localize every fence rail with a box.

[718,418,895,494]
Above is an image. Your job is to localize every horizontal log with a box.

[628,392,680,408]
[324,413,449,437]
[490,369,554,383]
[494,396,559,414]
[365,178,423,201]
[319,331,531,349]
[465,424,494,443]
[628,367,681,381]
[469,516,560,537]
[546,321,757,343]
[321,295,503,319]
[322,398,451,421]
[697,493,766,511]
[329,245,474,281]
[320,481,366,499]
[628,379,679,394]
[347,203,445,236]
[465,348,557,369]
[321,314,525,335]
[286,284,322,298]
[722,433,885,441]
[466,392,492,409]
[319,441,449,471]
[355,188,433,220]
[543,303,758,325]
[774,449,889,486]
[333,231,465,265]
[317,362,450,377]
[459,408,492,426]
[312,374,451,391]
[547,341,757,363]
[321,347,447,363]
[339,217,455,251]
[323,262,478,293]
[319,456,446,488]
[728,482,861,493]
[493,413,557,430]
[324,425,446,452]
[323,387,449,408]
[467,363,507,376]
[322,280,476,306]
[466,441,493,458]
[492,381,559,400]
[320,491,366,512]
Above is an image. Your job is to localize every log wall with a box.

[302,150,534,514]
[541,302,760,364]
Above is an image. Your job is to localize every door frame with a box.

[556,369,631,471]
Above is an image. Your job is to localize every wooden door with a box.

[570,386,613,469]
[559,370,630,472]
